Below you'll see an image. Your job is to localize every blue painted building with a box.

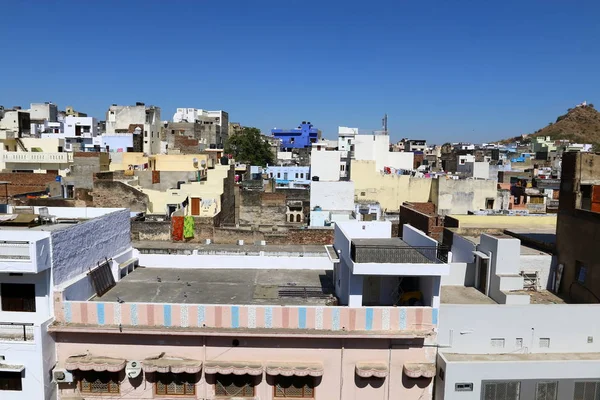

[271,121,319,149]
[265,166,311,188]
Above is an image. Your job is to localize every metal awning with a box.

[0,363,24,373]
[266,362,324,377]
[204,361,263,376]
[65,354,126,372]
[403,363,436,379]
[355,362,388,378]
[142,355,202,374]
[472,250,490,260]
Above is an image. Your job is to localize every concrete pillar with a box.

[348,272,364,307]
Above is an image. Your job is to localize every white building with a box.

[106,103,161,155]
[41,116,99,152]
[264,165,311,188]
[405,139,427,152]
[0,108,30,139]
[435,231,600,400]
[333,221,448,307]
[172,108,229,141]
[28,103,58,123]
[457,161,490,179]
[310,145,344,181]
[354,133,414,171]
[310,181,355,226]
[0,206,134,400]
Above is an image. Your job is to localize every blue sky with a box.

[1,0,599,143]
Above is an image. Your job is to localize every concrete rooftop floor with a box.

[94,267,335,306]
[441,286,497,304]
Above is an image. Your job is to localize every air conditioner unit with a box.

[53,368,74,383]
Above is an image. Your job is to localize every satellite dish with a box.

[126,361,142,379]
[200,159,206,166]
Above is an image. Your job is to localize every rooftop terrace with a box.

[94,267,335,306]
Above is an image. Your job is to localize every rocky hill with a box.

[504,104,600,147]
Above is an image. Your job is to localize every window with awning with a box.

[274,376,315,398]
[155,373,196,396]
[215,374,255,398]
[265,362,324,377]
[403,363,436,379]
[355,362,388,379]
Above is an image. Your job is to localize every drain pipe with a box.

[339,339,345,400]
[386,339,392,400]
[203,335,207,400]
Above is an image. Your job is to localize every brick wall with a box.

[173,136,200,154]
[0,172,59,198]
[132,220,334,245]
[399,202,444,242]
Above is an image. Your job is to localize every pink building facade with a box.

[49,220,446,400]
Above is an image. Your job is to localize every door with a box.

[477,257,489,295]
[191,198,200,216]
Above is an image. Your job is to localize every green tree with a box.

[224,127,275,166]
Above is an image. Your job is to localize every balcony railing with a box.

[351,242,449,264]
[3,152,73,163]
[0,322,34,342]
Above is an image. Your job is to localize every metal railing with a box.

[0,322,34,342]
[352,245,449,264]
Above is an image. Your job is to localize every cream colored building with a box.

[0,137,73,175]
[141,165,230,216]
[351,160,432,212]
[109,152,228,217]
[351,160,502,214]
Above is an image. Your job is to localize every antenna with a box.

[382,114,388,135]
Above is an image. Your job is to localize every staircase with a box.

[16,138,27,152]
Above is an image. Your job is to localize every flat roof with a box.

[443,352,600,362]
[94,267,335,306]
[441,286,497,304]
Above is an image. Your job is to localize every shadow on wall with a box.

[355,375,384,389]
[402,375,432,389]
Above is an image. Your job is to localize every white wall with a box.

[310,181,354,211]
[387,151,414,170]
[403,224,437,248]
[438,354,600,400]
[310,149,341,181]
[520,254,554,290]
[442,262,472,286]
[50,209,132,286]
[63,116,98,137]
[102,134,133,152]
[0,319,54,400]
[438,303,600,354]
[136,252,333,270]
[353,134,390,171]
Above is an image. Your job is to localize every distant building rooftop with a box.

[93,267,335,306]
[448,214,557,230]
